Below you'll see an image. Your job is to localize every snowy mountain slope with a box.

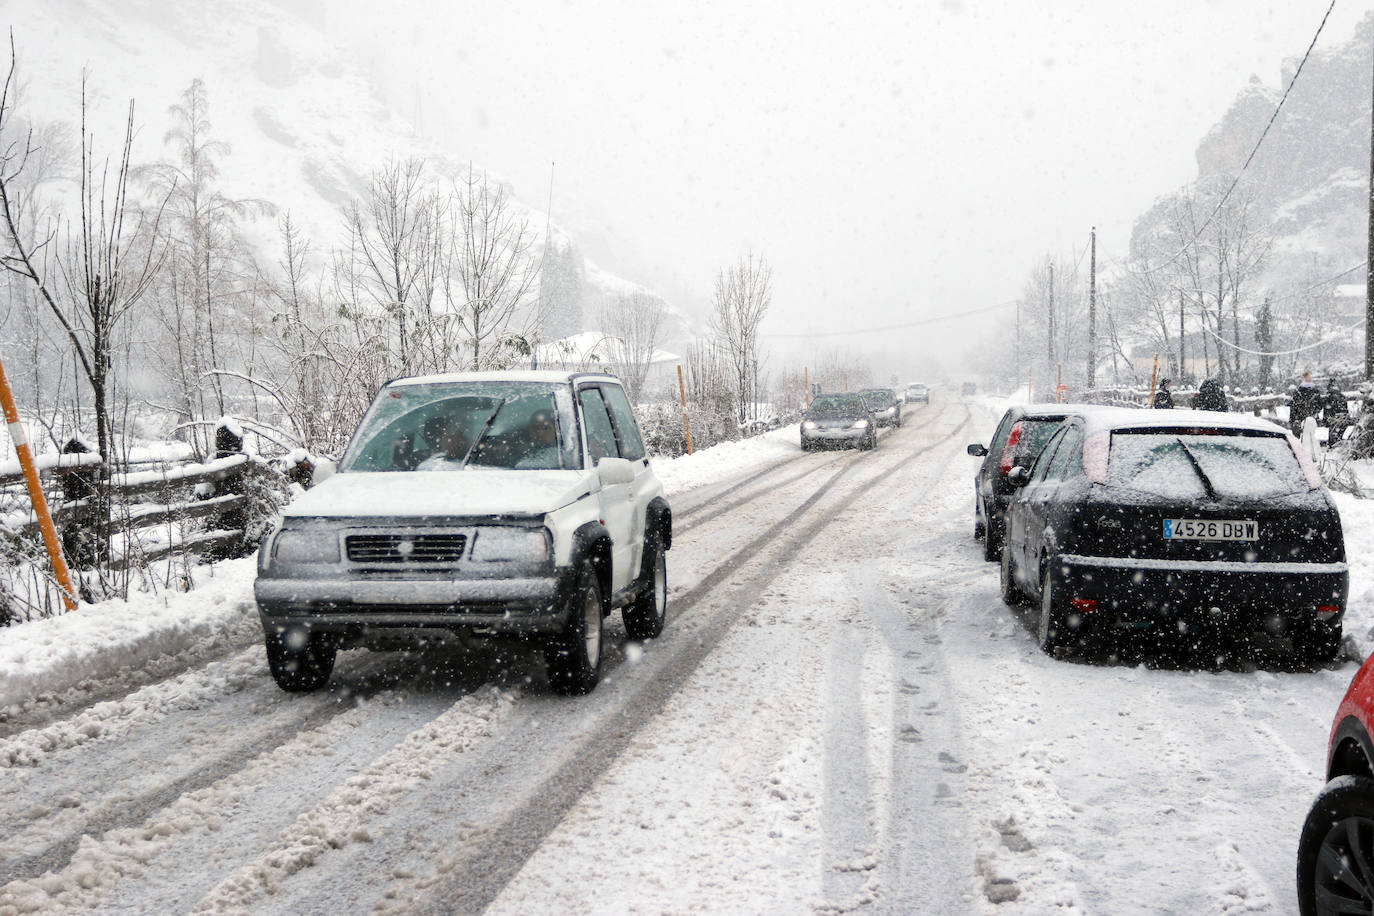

[3,0,652,314]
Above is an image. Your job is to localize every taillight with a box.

[1000,422,1024,476]
[1069,598,1097,613]
[1318,605,1341,619]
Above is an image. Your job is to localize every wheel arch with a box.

[647,496,672,552]
[1330,716,1374,781]
[571,522,613,610]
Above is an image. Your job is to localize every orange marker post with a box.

[0,353,77,611]
[677,364,694,455]
[1147,354,1159,408]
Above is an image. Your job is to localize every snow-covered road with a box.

[0,397,1364,914]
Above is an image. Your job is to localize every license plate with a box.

[1163,519,1258,541]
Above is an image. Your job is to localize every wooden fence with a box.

[0,434,303,571]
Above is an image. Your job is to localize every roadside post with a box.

[676,364,693,455]
[1027,367,1033,403]
[0,351,77,611]
[1147,354,1159,408]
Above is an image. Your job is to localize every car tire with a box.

[1037,562,1068,654]
[545,561,604,695]
[999,542,1026,607]
[974,496,986,542]
[265,628,336,693]
[1297,775,1374,916]
[622,533,667,640]
[1293,621,1343,665]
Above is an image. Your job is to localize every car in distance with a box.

[1298,655,1374,915]
[254,370,672,696]
[859,387,902,428]
[905,382,930,405]
[998,407,1347,661]
[800,393,878,451]
[961,381,978,397]
[968,405,1082,562]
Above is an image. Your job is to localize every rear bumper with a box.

[1055,554,1348,630]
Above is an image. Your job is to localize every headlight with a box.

[802,420,817,430]
[852,419,869,429]
[885,407,895,415]
[470,527,551,563]
[273,529,340,564]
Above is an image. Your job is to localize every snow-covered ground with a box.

[0,399,1368,914]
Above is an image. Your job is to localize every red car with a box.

[1298,656,1374,914]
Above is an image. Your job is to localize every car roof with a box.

[1070,406,1289,436]
[1004,402,1099,421]
[385,369,621,388]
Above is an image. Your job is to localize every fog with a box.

[307,0,1374,379]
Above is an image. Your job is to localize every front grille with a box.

[346,533,466,564]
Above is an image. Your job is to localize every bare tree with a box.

[709,252,772,423]
[342,157,441,376]
[600,290,665,402]
[0,53,166,466]
[443,166,541,370]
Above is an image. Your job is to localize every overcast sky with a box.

[340,0,1374,377]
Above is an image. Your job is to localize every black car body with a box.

[999,408,1347,660]
[800,393,878,451]
[968,404,1086,561]
[859,388,902,428]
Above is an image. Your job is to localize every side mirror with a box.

[311,458,337,486]
[1007,466,1031,487]
[596,456,636,486]
[967,443,988,457]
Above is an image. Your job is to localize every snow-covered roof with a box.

[535,331,680,368]
[386,369,619,387]
[1077,406,1289,436]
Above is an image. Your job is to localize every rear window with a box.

[1106,431,1309,499]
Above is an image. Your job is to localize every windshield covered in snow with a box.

[340,381,579,472]
[1105,430,1309,499]
[859,388,895,407]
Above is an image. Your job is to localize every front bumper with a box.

[802,426,870,443]
[255,567,574,642]
[1054,554,1348,632]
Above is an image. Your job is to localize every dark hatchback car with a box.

[859,387,902,428]
[800,393,877,451]
[968,405,1085,561]
[1298,655,1374,915]
[999,408,1347,661]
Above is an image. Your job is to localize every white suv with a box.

[254,371,671,695]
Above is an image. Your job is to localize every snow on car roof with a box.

[385,370,620,387]
[1076,406,1288,436]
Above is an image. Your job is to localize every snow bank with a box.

[0,561,260,719]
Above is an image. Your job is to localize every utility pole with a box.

[1087,227,1097,390]
[1179,291,1186,381]
[1047,261,1055,367]
[1015,301,1021,386]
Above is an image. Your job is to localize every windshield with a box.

[811,395,866,413]
[340,381,579,472]
[1105,431,1310,499]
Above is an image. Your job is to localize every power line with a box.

[1124,0,1337,279]
[763,299,1017,339]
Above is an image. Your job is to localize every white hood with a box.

[283,470,595,520]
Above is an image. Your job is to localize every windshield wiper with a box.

[1175,437,1218,501]
[461,399,508,468]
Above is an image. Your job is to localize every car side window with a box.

[578,387,621,463]
[1029,429,1067,483]
[1045,428,1082,480]
[598,384,647,461]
